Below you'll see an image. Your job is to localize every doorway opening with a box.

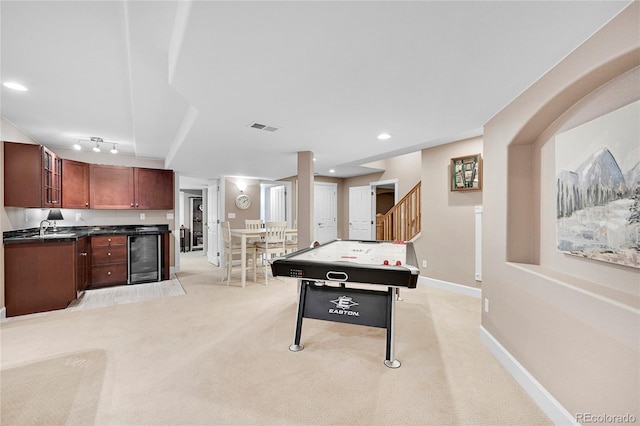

[371,180,398,240]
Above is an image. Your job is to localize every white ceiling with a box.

[1,1,632,180]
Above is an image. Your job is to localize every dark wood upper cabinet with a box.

[89,164,174,210]
[42,146,62,207]
[135,167,174,210]
[89,164,135,209]
[5,141,173,210]
[61,159,90,209]
[4,141,61,207]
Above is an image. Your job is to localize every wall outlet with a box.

[422,260,427,268]
[167,213,174,219]
[75,213,82,222]
[475,273,482,281]
[24,210,29,222]
[228,212,236,219]
[484,298,490,314]
[140,213,145,220]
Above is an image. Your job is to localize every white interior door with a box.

[269,185,286,221]
[349,185,372,240]
[314,182,337,244]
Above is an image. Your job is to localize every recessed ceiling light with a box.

[329,169,336,174]
[73,144,82,151]
[377,133,391,140]
[3,82,28,91]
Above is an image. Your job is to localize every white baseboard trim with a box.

[478,326,577,426]
[0,307,6,320]
[418,276,481,299]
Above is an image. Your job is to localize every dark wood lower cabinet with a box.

[5,241,76,317]
[89,235,127,287]
[76,237,90,294]
[4,232,172,316]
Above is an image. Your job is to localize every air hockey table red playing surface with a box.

[271,239,419,368]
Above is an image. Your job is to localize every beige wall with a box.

[361,151,422,196]
[415,136,483,287]
[223,177,261,228]
[483,3,639,420]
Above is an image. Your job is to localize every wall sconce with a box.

[236,182,247,192]
[46,208,64,232]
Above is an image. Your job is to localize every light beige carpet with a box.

[0,254,551,425]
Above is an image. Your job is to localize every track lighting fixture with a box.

[91,136,103,152]
[74,136,120,154]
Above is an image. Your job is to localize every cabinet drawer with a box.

[91,264,127,286]
[91,235,126,247]
[91,245,127,265]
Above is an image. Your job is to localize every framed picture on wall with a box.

[451,154,482,191]
[556,100,640,269]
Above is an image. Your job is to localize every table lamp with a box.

[46,208,64,232]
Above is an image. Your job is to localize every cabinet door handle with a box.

[131,203,134,207]
[108,252,111,256]
[108,238,111,242]
[81,252,87,256]
[85,202,89,206]
[107,271,111,276]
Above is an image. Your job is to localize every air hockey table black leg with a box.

[289,279,309,352]
[395,287,403,301]
[384,287,401,368]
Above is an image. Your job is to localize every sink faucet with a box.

[39,220,51,237]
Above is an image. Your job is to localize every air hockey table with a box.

[271,239,419,368]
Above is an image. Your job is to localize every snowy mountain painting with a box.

[556,100,640,269]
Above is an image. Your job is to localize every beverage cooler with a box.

[128,234,161,284]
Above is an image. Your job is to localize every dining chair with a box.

[285,219,298,253]
[245,219,264,244]
[254,221,287,285]
[245,219,264,230]
[221,221,257,285]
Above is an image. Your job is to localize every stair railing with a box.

[376,181,421,241]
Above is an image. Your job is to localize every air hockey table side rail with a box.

[270,239,420,288]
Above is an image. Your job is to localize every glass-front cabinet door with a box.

[42,147,61,207]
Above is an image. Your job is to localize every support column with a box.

[297,151,314,248]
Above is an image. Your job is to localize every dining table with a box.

[229,227,297,287]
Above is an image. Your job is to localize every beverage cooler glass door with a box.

[128,235,161,284]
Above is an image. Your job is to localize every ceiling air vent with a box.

[248,122,278,132]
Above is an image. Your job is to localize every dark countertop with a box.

[3,224,171,244]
